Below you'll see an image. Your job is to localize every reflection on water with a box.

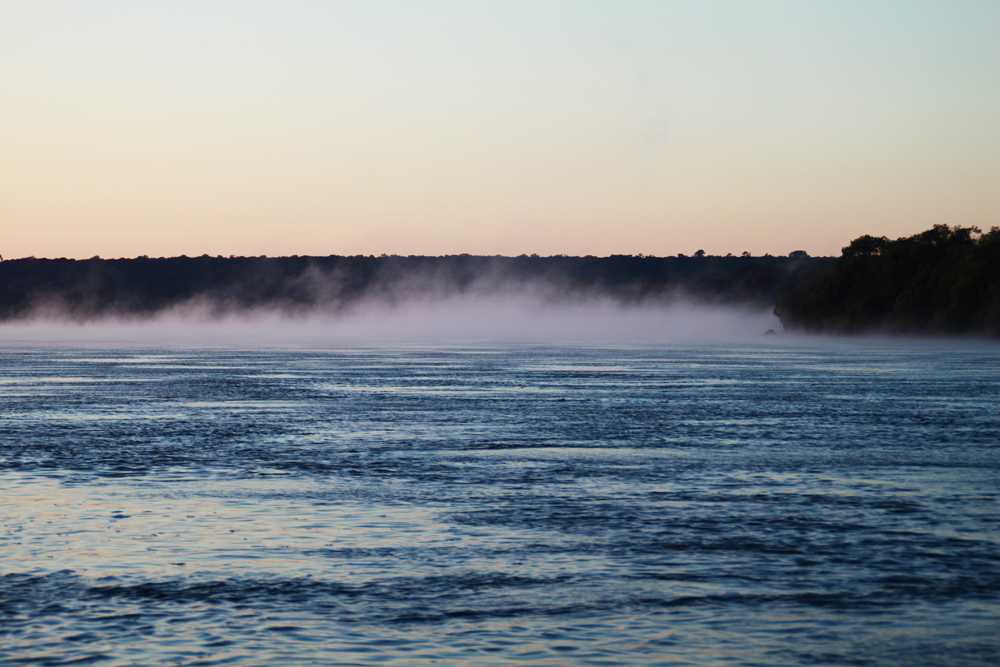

[1,341,999,666]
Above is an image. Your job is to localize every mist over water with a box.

[5,0,998,662]
[3,309,999,665]
[0,295,781,346]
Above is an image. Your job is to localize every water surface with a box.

[2,341,999,665]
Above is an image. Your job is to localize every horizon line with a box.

[1,251,831,262]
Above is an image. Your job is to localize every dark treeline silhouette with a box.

[2,225,997,336]
[0,252,820,322]
[775,225,1000,336]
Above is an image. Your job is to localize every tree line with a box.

[775,225,1000,336]
[0,253,817,322]
[2,225,997,336]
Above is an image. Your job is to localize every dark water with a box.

[2,341,999,666]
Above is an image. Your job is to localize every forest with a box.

[776,225,1000,336]
[1,225,997,336]
[0,252,819,321]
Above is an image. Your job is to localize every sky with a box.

[2,0,998,259]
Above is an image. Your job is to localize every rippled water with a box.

[2,340,999,665]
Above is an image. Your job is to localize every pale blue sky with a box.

[3,1,998,257]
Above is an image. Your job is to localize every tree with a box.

[777,225,1000,336]
[841,235,887,258]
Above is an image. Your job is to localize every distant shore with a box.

[1,225,997,337]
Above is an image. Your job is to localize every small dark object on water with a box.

[765,329,778,336]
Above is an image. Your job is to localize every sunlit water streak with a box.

[1,340,999,666]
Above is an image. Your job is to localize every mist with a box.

[0,293,780,347]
